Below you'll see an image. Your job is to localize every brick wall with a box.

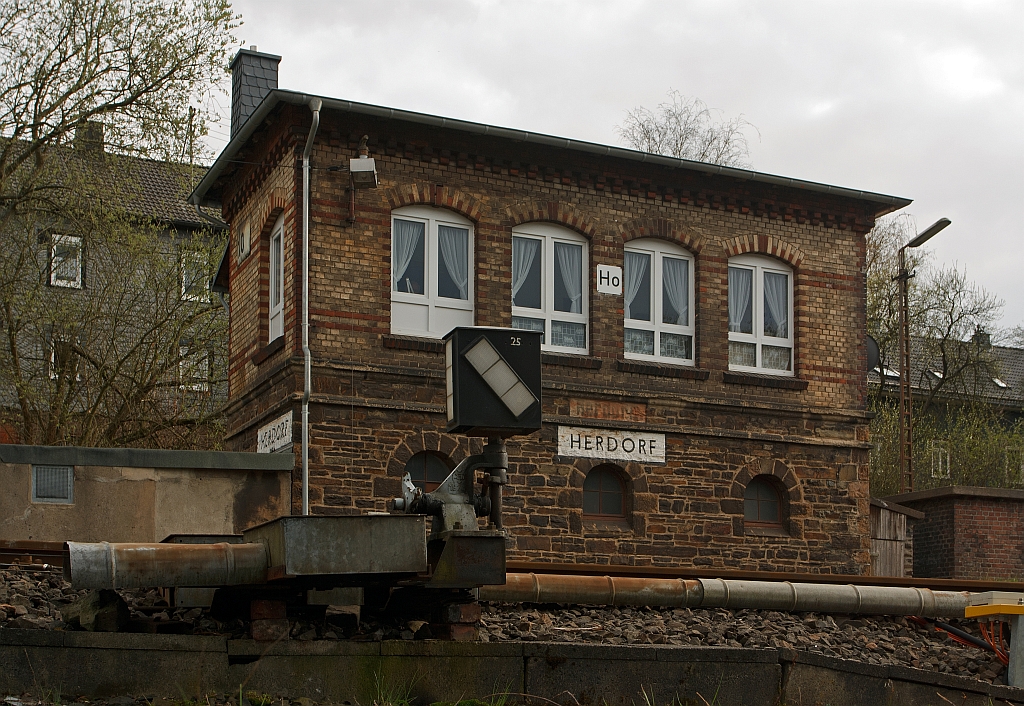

[889,488,1024,581]
[207,103,890,574]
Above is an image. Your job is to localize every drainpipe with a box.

[301,98,322,517]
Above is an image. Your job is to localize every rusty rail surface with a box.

[0,540,65,567]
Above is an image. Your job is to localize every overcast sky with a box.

[215,0,1023,333]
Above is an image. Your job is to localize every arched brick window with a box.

[583,465,626,518]
[404,452,451,493]
[744,475,782,528]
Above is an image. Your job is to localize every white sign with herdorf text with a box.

[596,264,622,295]
[557,425,666,464]
[257,410,293,453]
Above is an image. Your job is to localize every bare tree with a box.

[616,89,758,167]
[0,0,238,233]
[865,214,1016,493]
[0,192,227,448]
[0,0,237,447]
[866,214,1004,414]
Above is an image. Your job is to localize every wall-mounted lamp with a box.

[347,135,378,223]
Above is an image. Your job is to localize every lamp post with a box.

[897,217,951,493]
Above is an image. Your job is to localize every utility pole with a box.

[896,218,951,493]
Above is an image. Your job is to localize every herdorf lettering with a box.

[557,426,665,464]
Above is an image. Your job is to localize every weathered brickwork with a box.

[890,487,1024,581]
[206,102,899,575]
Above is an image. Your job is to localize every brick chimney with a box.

[74,120,104,155]
[229,46,281,140]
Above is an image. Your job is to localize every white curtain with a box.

[555,242,582,314]
[392,219,423,292]
[623,251,649,321]
[662,256,688,325]
[728,266,752,333]
[763,271,789,338]
[512,237,539,304]
[438,225,469,299]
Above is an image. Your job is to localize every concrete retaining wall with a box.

[2,630,1023,705]
[0,445,293,543]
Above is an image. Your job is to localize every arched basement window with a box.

[583,465,626,518]
[744,475,782,528]
[404,452,451,493]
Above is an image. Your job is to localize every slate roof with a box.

[870,338,1024,411]
[102,153,221,225]
[190,89,913,214]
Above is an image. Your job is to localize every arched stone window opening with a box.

[583,464,627,518]
[744,475,785,530]
[404,451,452,493]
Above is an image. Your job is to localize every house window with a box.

[269,215,285,342]
[623,239,695,364]
[728,255,794,375]
[511,223,588,354]
[32,465,74,504]
[404,452,451,493]
[583,465,625,518]
[48,332,80,381]
[179,344,210,393]
[1006,447,1024,484]
[931,440,950,479]
[744,476,782,527]
[180,251,208,302]
[391,206,474,338]
[50,235,82,288]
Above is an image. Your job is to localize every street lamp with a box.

[897,217,951,493]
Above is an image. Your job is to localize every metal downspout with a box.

[301,99,322,516]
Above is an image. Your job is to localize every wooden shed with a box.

[870,497,924,577]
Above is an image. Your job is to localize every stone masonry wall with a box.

[212,104,885,574]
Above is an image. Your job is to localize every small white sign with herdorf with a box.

[257,410,293,453]
[557,425,666,463]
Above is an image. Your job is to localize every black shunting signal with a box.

[444,327,542,437]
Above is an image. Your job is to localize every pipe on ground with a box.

[480,573,972,618]
[64,542,268,589]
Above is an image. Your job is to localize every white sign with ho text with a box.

[596,264,622,295]
[557,425,666,464]
[257,410,293,453]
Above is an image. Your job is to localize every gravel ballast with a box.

[0,564,1009,688]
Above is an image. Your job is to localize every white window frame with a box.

[268,214,285,343]
[49,332,81,382]
[727,254,794,376]
[179,344,210,393]
[623,238,695,365]
[180,251,209,303]
[50,234,83,289]
[390,205,474,338]
[511,223,589,355]
[931,440,950,479]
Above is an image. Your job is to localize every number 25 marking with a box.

[510,336,521,346]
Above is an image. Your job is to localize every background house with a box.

[0,122,229,449]
[189,48,914,574]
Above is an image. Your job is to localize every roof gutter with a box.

[189,90,912,215]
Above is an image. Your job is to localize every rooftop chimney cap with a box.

[229,47,281,140]
[74,120,104,156]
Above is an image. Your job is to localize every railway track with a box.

[0,540,65,567]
